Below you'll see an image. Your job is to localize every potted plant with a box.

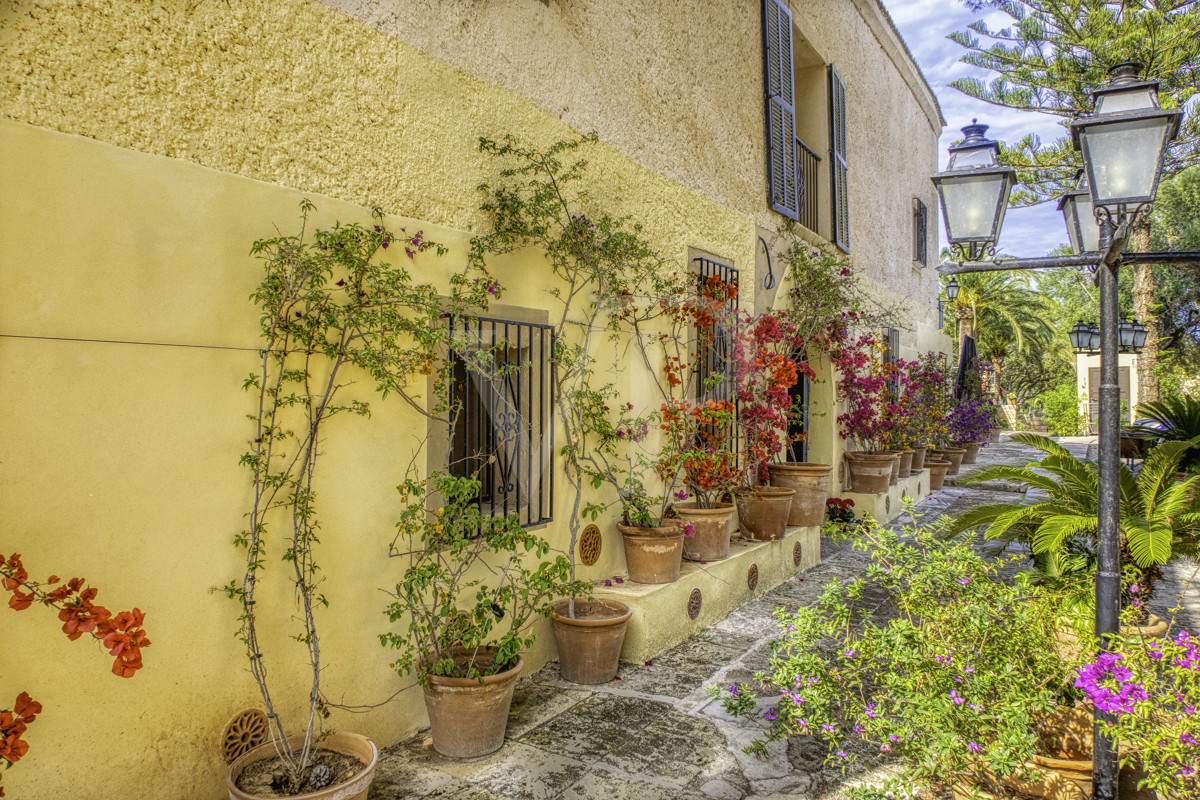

[227,202,490,796]
[713,514,1092,799]
[904,353,951,473]
[382,471,587,758]
[948,398,997,465]
[831,330,895,493]
[469,133,685,679]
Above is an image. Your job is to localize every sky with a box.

[880,0,1073,258]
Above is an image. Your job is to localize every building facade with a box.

[0,1,945,796]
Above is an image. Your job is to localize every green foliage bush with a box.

[1035,382,1083,436]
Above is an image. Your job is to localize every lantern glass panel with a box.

[1081,117,1173,204]
[940,173,1008,241]
[1061,196,1083,255]
[1132,324,1148,349]
[1094,87,1157,114]
[950,147,996,169]
[1119,319,1135,348]
[1076,192,1099,252]
[1087,325,1101,352]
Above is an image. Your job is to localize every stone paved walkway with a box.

[366,437,1199,800]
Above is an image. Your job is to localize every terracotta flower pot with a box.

[227,732,378,800]
[987,429,1002,443]
[897,449,915,479]
[552,599,631,685]
[422,647,523,759]
[844,452,893,494]
[735,486,795,541]
[881,451,902,485]
[911,445,928,471]
[926,459,951,490]
[766,462,832,526]
[932,446,966,475]
[675,502,735,562]
[618,523,683,584]
[958,441,982,464]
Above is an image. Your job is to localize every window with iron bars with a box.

[446,316,554,527]
[913,198,928,267]
[882,326,900,399]
[693,257,739,455]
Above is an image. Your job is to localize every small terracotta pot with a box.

[618,523,683,584]
[228,732,379,800]
[675,502,735,562]
[422,647,523,759]
[552,599,631,685]
[735,486,795,541]
[844,452,893,494]
[897,449,915,479]
[910,445,928,470]
[926,459,951,490]
[766,462,832,526]
[959,441,982,464]
[932,446,966,475]
[987,429,1002,443]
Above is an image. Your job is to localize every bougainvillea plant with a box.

[1,552,150,796]
[734,308,811,485]
[657,399,743,509]
[226,201,495,794]
[900,353,951,449]
[1076,613,1199,796]
[831,333,898,453]
[948,399,999,446]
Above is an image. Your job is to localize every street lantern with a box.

[1069,320,1093,353]
[1070,63,1182,212]
[946,277,959,300]
[931,120,1017,260]
[1118,317,1136,349]
[1130,319,1148,350]
[1057,171,1100,254]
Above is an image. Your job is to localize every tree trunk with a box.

[1131,219,1159,405]
[991,355,1004,402]
[956,304,975,340]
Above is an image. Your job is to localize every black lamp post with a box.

[932,63,1195,800]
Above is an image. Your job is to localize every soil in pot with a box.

[552,599,631,684]
[735,487,795,541]
[422,647,523,759]
[676,503,735,562]
[844,452,893,494]
[766,463,831,527]
[926,459,951,490]
[617,522,684,583]
[228,732,378,800]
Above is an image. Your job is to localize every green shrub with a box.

[1036,382,1083,436]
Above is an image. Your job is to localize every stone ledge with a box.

[591,525,821,664]
[840,468,932,523]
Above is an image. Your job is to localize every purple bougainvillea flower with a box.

[949,690,965,705]
[836,750,848,758]
[764,707,777,721]
[643,660,653,667]
[335,279,346,287]
[729,685,739,697]
[1075,652,1148,714]
[968,741,982,753]
[614,577,624,584]
[956,578,969,585]
[821,724,836,732]
[604,580,612,587]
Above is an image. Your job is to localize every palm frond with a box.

[1031,514,1099,556]
[1123,518,1174,568]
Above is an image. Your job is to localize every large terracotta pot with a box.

[675,502,735,562]
[227,732,378,800]
[932,446,966,475]
[766,462,832,526]
[618,522,683,584]
[844,452,893,494]
[882,451,901,485]
[959,440,982,464]
[552,599,631,685]
[422,647,523,759]
[926,459,951,490]
[897,449,915,479]
[911,445,928,471]
[735,487,795,541]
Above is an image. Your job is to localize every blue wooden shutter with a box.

[763,0,798,220]
[829,63,849,252]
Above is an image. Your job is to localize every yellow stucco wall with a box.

[2,0,947,796]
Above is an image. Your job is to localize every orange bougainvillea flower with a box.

[12,693,40,725]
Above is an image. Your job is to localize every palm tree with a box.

[944,272,1054,399]
[945,434,1200,603]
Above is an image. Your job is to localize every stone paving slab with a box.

[371,434,1197,800]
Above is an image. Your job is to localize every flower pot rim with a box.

[926,459,951,466]
[422,647,524,687]
[673,501,736,515]
[551,598,632,627]
[767,462,833,473]
[227,731,378,800]
[932,446,967,454]
[734,486,796,498]
[617,523,684,540]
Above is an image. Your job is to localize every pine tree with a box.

[950,1,1200,403]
